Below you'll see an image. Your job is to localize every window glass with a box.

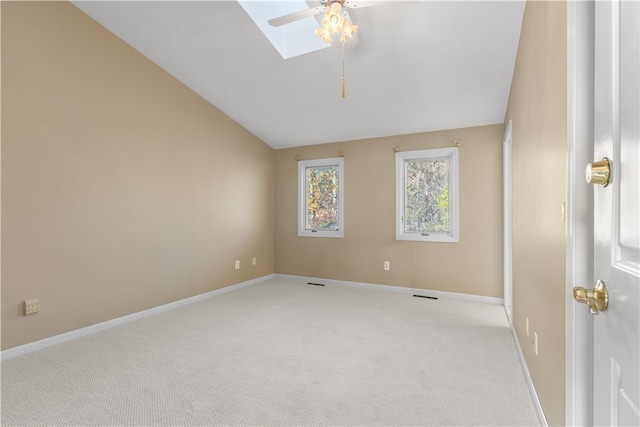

[396,148,458,242]
[404,157,450,235]
[298,158,344,238]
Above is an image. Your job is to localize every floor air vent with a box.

[413,294,438,300]
[306,282,326,287]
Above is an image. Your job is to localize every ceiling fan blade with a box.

[268,6,327,27]
[344,0,391,8]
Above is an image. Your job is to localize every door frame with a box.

[566,2,595,425]
[503,120,513,325]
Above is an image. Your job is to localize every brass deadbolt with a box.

[585,158,610,187]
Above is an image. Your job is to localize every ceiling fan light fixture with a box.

[315,6,357,43]
[316,10,344,42]
[340,21,358,42]
[315,17,334,43]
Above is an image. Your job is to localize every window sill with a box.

[298,230,344,238]
[396,233,458,243]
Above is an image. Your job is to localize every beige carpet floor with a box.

[1,277,540,426]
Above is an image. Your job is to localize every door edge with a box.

[566,2,595,426]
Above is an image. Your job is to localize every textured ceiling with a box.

[72,1,525,149]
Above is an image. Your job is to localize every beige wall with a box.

[504,1,567,425]
[2,4,569,423]
[275,125,504,298]
[1,2,275,350]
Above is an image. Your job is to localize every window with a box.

[396,147,458,242]
[298,157,344,238]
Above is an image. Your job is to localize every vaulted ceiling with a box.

[72,1,525,149]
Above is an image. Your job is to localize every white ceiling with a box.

[72,1,525,149]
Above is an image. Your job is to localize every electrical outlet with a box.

[252,257,257,266]
[526,317,529,336]
[383,261,390,271]
[534,332,539,355]
[25,298,40,315]
[235,260,240,270]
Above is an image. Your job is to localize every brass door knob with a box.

[585,158,610,187]
[573,280,609,314]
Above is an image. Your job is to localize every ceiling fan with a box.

[268,0,386,43]
[268,0,387,97]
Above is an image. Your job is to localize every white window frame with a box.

[396,147,459,243]
[298,157,344,238]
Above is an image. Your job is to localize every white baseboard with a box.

[510,325,548,426]
[274,274,504,305]
[1,274,274,361]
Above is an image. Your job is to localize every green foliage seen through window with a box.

[306,166,339,231]
[404,158,450,234]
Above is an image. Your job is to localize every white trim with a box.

[510,323,549,426]
[274,274,504,305]
[395,147,459,243]
[503,120,513,325]
[297,157,344,238]
[1,274,275,361]
[566,1,595,426]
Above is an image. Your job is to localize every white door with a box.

[587,1,640,425]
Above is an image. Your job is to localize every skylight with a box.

[238,1,330,59]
